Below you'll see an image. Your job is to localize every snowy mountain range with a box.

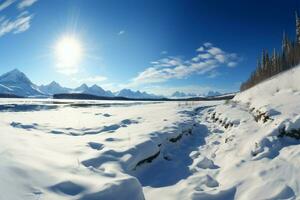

[39,81,70,95]
[0,69,225,99]
[0,69,162,99]
[116,89,164,99]
[73,84,114,97]
[171,90,222,98]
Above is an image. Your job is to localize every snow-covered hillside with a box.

[0,99,211,200]
[1,65,300,199]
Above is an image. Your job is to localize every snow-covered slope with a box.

[174,64,300,199]
[0,99,211,200]
[74,84,114,97]
[0,69,43,97]
[2,65,300,199]
[234,64,300,114]
[39,81,71,95]
[74,83,89,93]
[116,89,162,99]
[171,91,223,98]
[171,91,197,98]
[206,91,221,97]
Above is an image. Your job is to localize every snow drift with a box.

[1,65,300,200]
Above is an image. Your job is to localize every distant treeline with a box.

[53,93,235,101]
[0,93,23,98]
[240,12,300,91]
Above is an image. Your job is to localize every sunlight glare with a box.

[55,36,82,68]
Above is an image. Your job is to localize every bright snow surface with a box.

[0,99,217,200]
[1,64,300,200]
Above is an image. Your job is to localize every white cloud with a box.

[0,0,15,11]
[0,13,33,36]
[17,0,38,10]
[0,0,38,37]
[131,43,240,85]
[203,42,213,48]
[151,56,183,68]
[161,50,168,55]
[118,30,125,35]
[207,47,223,55]
[207,70,220,78]
[196,46,204,52]
[192,53,212,62]
[228,61,238,67]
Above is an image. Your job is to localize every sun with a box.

[55,36,82,68]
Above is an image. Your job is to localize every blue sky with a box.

[0,0,299,96]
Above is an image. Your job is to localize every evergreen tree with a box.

[240,11,300,91]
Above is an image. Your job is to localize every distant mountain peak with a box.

[0,69,43,97]
[171,91,197,98]
[46,81,61,87]
[50,81,59,85]
[90,84,102,89]
[10,68,21,73]
[75,84,89,91]
[0,69,164,99]
[206,91,221,97]
[39,80,71,95]
[117,88,162,99]
[81,83,88,87]
[0,68,32,85]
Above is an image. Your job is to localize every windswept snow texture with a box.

[0,99,210,200]
[2,63,300,200]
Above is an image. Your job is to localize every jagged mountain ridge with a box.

[0,69,162,99]
[39,81,71,95]
[171,90,222,98]
[116,89,162,99]
[73,84,114,97]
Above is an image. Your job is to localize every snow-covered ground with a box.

[0,99,218,199]
[1,65,300,200]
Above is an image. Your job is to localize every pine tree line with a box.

[240,12,300,91]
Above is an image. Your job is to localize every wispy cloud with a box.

[0,13,33,36]
[0,0,38,37]
[118,30,125,35]
[0,0,15,11]
[18,0,38,10]
[131,43,240,85]
[207,70,220,78]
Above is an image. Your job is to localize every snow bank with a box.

[0,99,209,199]
[235,64,300,117]
[138,66,300,199]
[2,63,300,200]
